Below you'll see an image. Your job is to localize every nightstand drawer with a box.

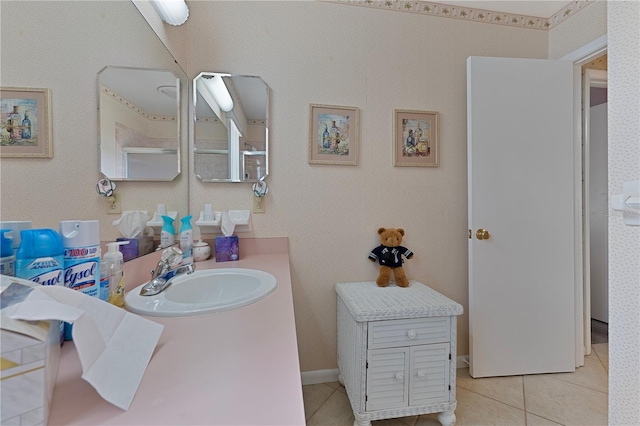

[368,317,450,349]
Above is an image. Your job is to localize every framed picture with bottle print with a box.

[0,87,52,158]
[393,109,439,167]
[309,103,359,165]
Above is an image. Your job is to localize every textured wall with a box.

[131,0,188,70]
[607,1,640,423]
[185,1,547,371]
[548,0,607,59]
[0,1,189,241]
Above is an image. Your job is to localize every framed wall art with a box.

[393,109,438,167]
[0,87,52,158]
[309,103,359,165]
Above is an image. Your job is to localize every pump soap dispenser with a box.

[104,241,129,308]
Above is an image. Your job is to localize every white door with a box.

[589,101,608,323]
[467,57,576,378]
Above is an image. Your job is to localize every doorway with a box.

[583,59,609,347]
[560,34,607,364]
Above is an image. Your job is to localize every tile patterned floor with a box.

[303,343,608,426]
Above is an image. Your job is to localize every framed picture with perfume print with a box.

[0,87,52,158]
[309,103,359,165]
[393,109,439,167]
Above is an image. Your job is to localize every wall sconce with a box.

[151,0,189,26]
[202,75,234,112]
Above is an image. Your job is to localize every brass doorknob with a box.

[476,229,491,240]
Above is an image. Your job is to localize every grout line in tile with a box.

[525,410,568,426]
[541,373,609,395]
[591,344,608,372]
[461,384,527,412]
[405,414,418,426]
[522,375,528,425]
[305,384,339,423]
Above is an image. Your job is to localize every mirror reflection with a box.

[194,73,269,182]
[99,66,181,181]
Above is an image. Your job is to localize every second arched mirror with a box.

[193,73,269,182]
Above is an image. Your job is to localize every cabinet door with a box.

[366,348,409,411]
[409,343,450,406]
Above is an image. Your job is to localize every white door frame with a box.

[561,34,607,364]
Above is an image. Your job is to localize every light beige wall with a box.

[607,1,640,423]
[0,1,188,242]
[131,0,188,68]
[4,0,617,379]
[548,0,607,59]
[185,1,548,371]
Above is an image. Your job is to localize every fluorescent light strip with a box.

[151,0,189,26]
[202,75,234,113]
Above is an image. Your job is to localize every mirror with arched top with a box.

[99,66,181,181]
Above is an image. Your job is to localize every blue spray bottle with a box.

[179,215,193,264]
[0,229,15,276]
[160,215,175,248]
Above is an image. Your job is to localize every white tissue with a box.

[113,210,150,238]
[2,283,163,410]
[221,211,235,236]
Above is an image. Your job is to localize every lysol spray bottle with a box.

[59,220,101,297]
[15,229,64,286]
[15,228,65,342]
[59,220,101,340]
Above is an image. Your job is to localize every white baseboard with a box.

[457,355,470,369]
[301,369,340,386]
[301,357,470,386]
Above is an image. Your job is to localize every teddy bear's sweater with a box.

[368,245,413,268]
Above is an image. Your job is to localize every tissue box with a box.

[1,282,61,426]
[215,236,239,262]
[117,236,154,261]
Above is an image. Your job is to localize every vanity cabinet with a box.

[336,281,463,426]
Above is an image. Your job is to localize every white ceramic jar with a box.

[193,240,211,262]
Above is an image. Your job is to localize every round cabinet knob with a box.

[407,330,417,339]
[417,370,427,380]
[476,229,491,240]
[395,373,404,383]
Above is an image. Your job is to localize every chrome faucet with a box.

[140,247,195,296]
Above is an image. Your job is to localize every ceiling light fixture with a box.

[202,75,234,112]
[151,0,189,26]
[157,85,177,99]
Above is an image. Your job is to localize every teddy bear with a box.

[368,227,414,287]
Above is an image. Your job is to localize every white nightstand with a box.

[336,281,463,426]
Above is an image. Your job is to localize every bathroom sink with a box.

[124,268,277,317]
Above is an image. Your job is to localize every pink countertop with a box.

[48,237,306,425]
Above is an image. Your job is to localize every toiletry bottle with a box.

[60,220,100,341]
[15,228,65,343]
[60,220,101,298]
[104,241,129,308]
[99,256,109,302]
[0,229,15,276]
[179,215,193,264]
[160,215,175,248]
[15,229,64,286]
